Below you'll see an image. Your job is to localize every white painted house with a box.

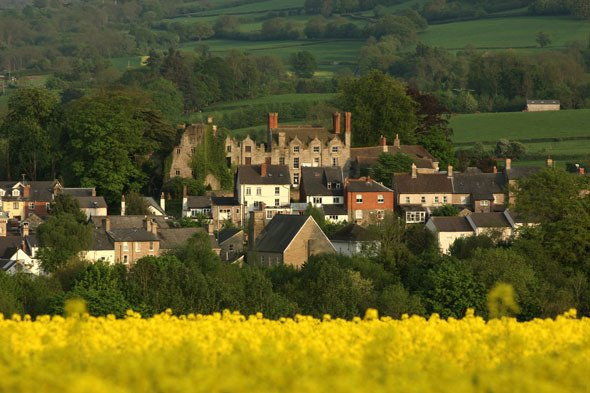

[236,164,291,212]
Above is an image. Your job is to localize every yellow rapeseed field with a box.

[0,307,588,393]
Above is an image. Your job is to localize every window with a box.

[331,146,339,153]
[327,182,332,189]
[313,146,320,153]
[275,199,280,207]
[314,157,320,166]
[149,242,154,251]
[245,157,252,165]
[229,244,234,251]
[266,210,274,219]
[256,187,261,196]
[293,146,300,153]
[333,197,342,204]
[293,173,299,185]
[12,189,19,197]
[123,242,129,252]
[335,182,341,190]
[176,148,181,154]
[313,197,322,204]
[405,196,410,204]
[246,187,251,196]
[175,170,181,176]
[443,196,448,203]
[332,157,338,166]
[123,255,128,264]
[135,242,141,252]
[329,215,339,220]
[226,145,232,152]
[279,157,285,165]
[481,200,490,206]
[245,146,252,153]
[420,196,426,203]
[191,209,199,217]
[29,202,35,209]
[355,210,363,219]
[293,157,299,169]
[377,194,384,204]
[406,211,426,223]
[356,194,363,204]
[274,187,280,195]
[434,196,439,203]
[254,201,261,208]
[12,202,18,209]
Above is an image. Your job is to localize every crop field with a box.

[192,0,304,16]
[0,307,588,393]
[421,16,590,50]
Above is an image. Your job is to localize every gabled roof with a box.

[91,228,114,251]
[330,224,377,242]
[218,228,242,244]
[0,237,23,259]
[272,126,341,146]
[211,196,240,206]
[393,173,454,194]
[187,195,212,209]
[453,173,506,199]
[158,228,219,250]
[108,228,159,242]
[322,204,347,216]
[143,197,166,215]
[75,196,108,209]
[90,215,170,229]
[301,167,343,197]
[237,165,290,185]
[254,215,311,253]
[429,217,473,232]
[346,178,392,193]
[62,188,95,197]
[468,212,512,228]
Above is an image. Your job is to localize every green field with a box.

[191,0,303,16]
[207,93,337,109]
[421,16,590,50]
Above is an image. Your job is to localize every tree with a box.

[124,191,150,215]
[431,204,460,216]
[494,139,526,159]
[51,194,87,223]
[289,51,317,78]
[338,71,417,146]
[377,283,425,317]
[370,153,414,185]
[536,31,551,48]
[192,22,214,41]
[37,213,93,273]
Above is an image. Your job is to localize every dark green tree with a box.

[289,51,318,78]
[370,153,414,185]
[51,194,87,223]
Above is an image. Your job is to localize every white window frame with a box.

[405,196,410,204]
[331,146,339,153]
[293,174,299,185]
[293,146,300,153]
[434,196,439,203]
[355,210,363,219]
[256,187,261,196]
[123,242,129,252]
[481,200,490,206]
[246,187,251,196]
[293,157,300,169]
[29,202,35,209]
[135,242,141,252]
[356,194,363,204]
[377,194,384,204]
[443,196,448,203]
[274,199,280,207]
[313,197,322,204]
[274,187,280,195]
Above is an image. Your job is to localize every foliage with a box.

[493,139,526,159]
[190,128,233,191]
[370,153,414,185]
[51,194,87,223]
[536,31,552,47]
[289,51,318,78]
[124,191,151,215]
[431,204,460,216]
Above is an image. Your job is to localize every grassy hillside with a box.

[420,16,590,51]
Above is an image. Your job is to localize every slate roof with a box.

[272,125,340,145]
[351,145,436,168]
[453,173,506,200]
[301,167,343,197]
[330,224,377,242]
[90,215,170,229]
[28,181,56,202]
[468,212,512,228]
[254,215,310,253]
[75,196,108,209]
[322,204,348,216]
[91,228,114,250]
[527,100,560,105]
[346,178,393,193]
[0,260,18,272]
[108,228,159,242]
[393,173,454,194]
[429,217,473,232]
[506,167,540,180]
[237,165,290,185]
[158,228,219,250]
[218,228,242,245]
[0,237,23,259]
[143,197,166,215]
[212,196,240,206]
[186,195,212,209]
[62,188,95,197]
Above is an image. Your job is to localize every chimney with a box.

[580,167,585,175]
[393,134,400,148]
[268,112,278,130]
[21,222,29,237]
[182,186,188,212]
[546,156,553,168]
[120,195,126,216]
[248,210,266,250]
[212,125,218,136]
[21,240,26,252]
[0,219,6,237]
[261,163,268,177]
[278,132,286,147]
[380,135,387,152]
[92,188,96,197]
[332,112,341,134]
[23,184,30,198]
[150,218,158,235]
[344,111,351,147]
[447,164,453,178]
[493,166,497,174]
[160,192,166,212]
[102,217,110,232]
[411,163,417,178]
[505,158,512,170]
[143,216,152,232]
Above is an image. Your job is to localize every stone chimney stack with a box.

[447,164,453,178]
[380,135,387,152]
[21,222,29,237]
[393,133,400,148]
[102,217,110,232]
[92,188,96,197]
[121,195,126,216]
[207,116,214,124]
[182,186,188,212]
[160,192,166,212]
[261,163,268,177]
[411,163,417,179]
[344,111,351,146]
[546,156,553,168]
[278,132,286,147]
[332,112,341,134]
[248,210,266,250]
[493,166,497,174]
[505,158,512,170]
[143,216,152,233]
[150,218,158,235]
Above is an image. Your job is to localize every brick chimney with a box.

[580,167,585,175]
[102,217,110,232]
[332,112,341,134]
[546,156,553,168]
[261,163,268,177]
[23,184,30,198]
[393,133,400,148]
[505,158,512,170]
[160,192,166,212]
[120,195,126,216]
[268,113,278,130]
[447,164,453,178]
[411,163,417,179]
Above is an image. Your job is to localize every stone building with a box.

[525,100,560,112]
[225,112,352,186]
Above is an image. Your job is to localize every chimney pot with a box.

[268,112,278,130]
[344,112,351,134]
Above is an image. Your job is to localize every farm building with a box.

[525,100,560,112]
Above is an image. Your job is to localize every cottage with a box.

[217,228,244,262]
[300,166,345,206]
[248,214,335,268]
[345,177,394,225]
[236,164,291,212]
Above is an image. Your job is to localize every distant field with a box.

[192,0,303,16]
[110,56,145,71]
[421,16,590,50]
[207,93,337,109]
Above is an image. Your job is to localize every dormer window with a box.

[293,146,300,153]
[12,189,20,197]
[0,189,4,197]
[327,182,332,189]
[335,182,341,189]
